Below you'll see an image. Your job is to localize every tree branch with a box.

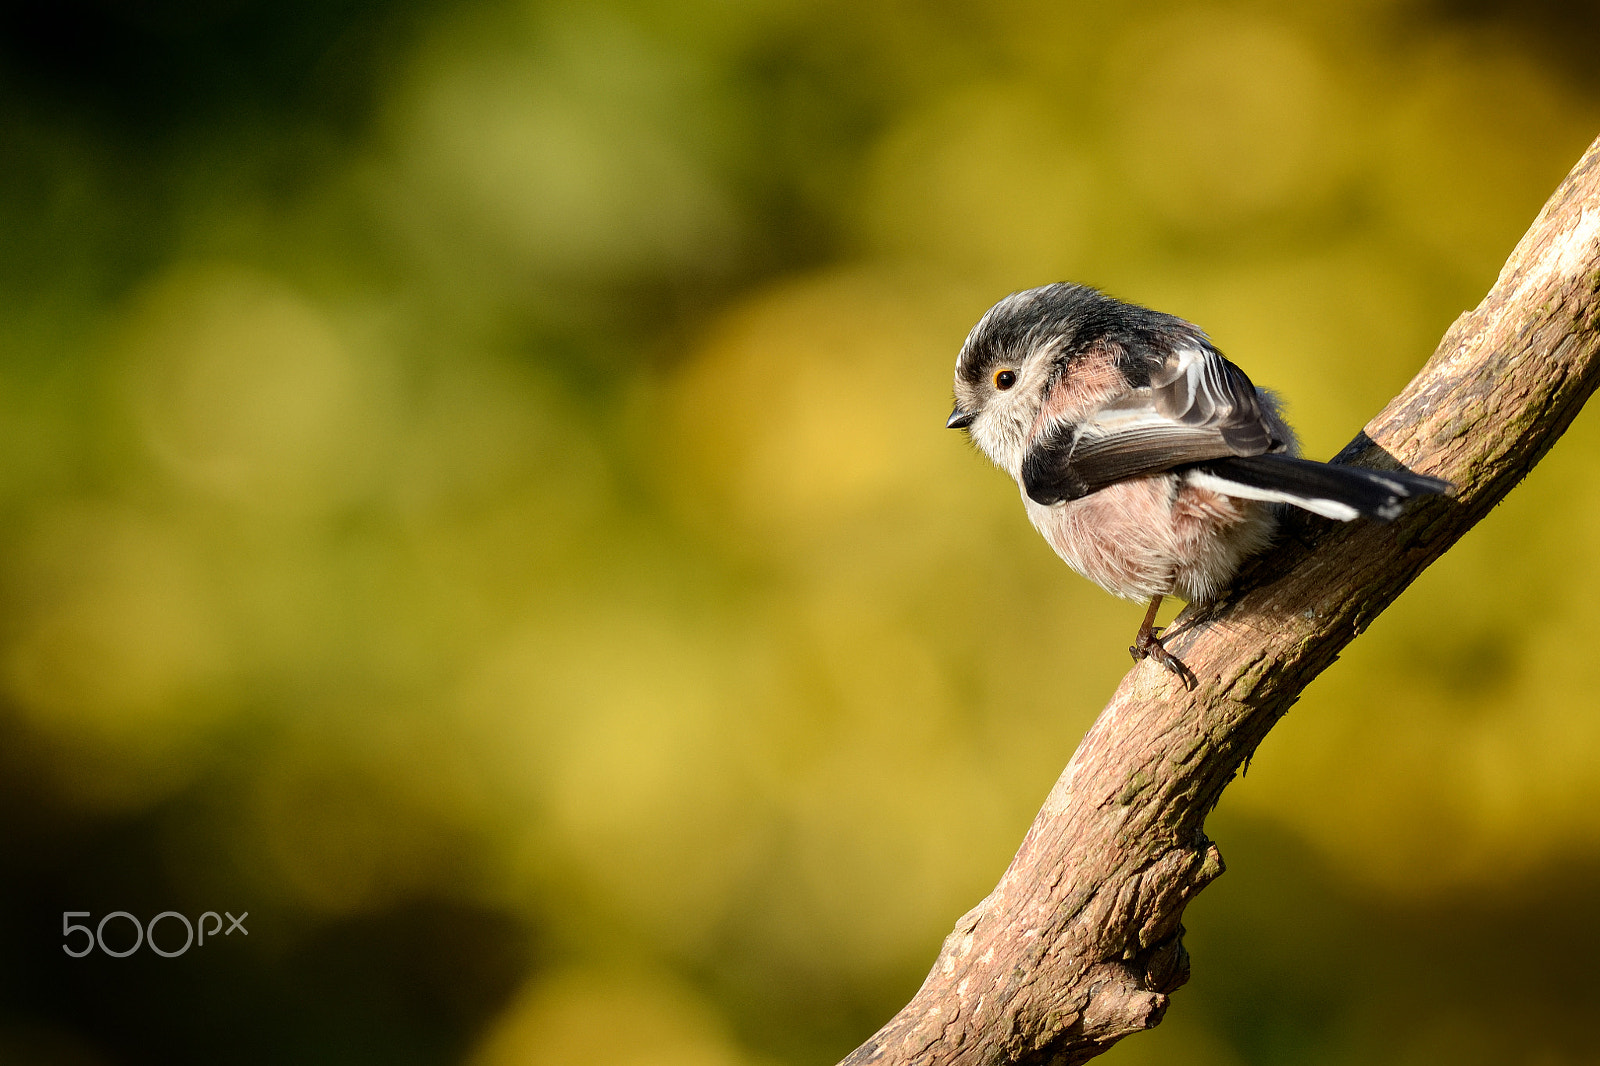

[841,134,1600,1066]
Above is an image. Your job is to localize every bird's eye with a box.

[994,369,1017,390]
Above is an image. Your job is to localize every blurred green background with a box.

[2,1,1599,1063]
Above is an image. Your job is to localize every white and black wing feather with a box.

[1145,342,1275,454]
[1022,342,1278,504]
[1022,341,1452,520]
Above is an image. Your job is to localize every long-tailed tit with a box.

[946,283,1451,688]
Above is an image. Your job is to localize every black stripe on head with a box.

[955,283,1206,389]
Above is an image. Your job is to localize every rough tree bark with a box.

[840,135,1600,1066]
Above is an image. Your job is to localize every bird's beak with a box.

[946,406,975,430]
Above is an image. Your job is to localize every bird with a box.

[945,282,1451,688]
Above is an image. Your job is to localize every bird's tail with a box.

[1189,454,1453,522]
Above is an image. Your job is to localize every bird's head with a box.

[947,283,1112,475]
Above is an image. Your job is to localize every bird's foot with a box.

[1129,628,1197,691]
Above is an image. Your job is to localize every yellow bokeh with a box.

[471,969,753,1066]
[1108,10,1351,227]
[115,263,393,512]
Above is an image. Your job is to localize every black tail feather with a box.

[1199,454,1453,522]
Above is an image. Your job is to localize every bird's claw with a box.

[1130,629,1197,691]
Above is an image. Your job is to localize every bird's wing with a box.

[1021,343,1277,506]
